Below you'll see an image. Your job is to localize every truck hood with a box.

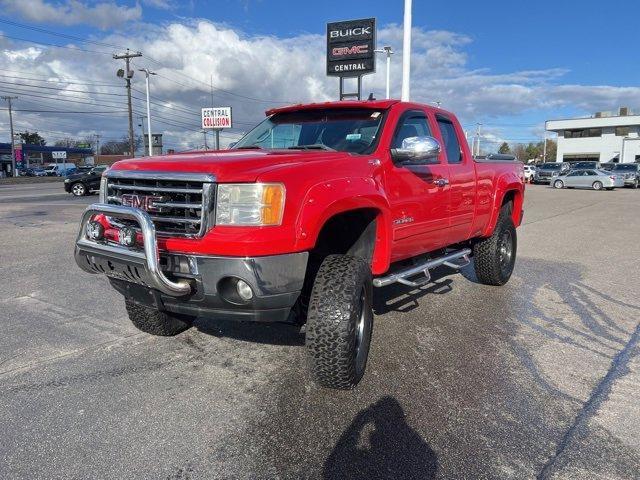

[110,149,353,182]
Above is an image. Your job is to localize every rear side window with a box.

[436,116,462,164]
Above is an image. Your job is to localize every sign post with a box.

[201,107,233,150]
[326,18,376,100]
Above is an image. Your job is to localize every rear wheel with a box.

[305,255,373,389]
[71,182,87,196]
[473,204,517,286]
[125,299,192,336]
[553,180,564,189]
[592,181,603,191]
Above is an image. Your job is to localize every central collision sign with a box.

[326,18,376,77]
[202,107,232,129]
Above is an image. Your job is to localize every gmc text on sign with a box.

[326,18,376,77]
[201,107,233,129]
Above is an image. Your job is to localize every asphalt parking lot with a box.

[0,183,638,479]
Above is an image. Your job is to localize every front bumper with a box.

[75,203,308,323]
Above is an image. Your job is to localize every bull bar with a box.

[75,203,192,297]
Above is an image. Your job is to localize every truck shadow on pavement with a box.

[323,396,438,480]
[192,317,305,346]
[372,267,457,315]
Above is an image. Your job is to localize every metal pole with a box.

[2,96,18,176]
[543,133,548,162]
[215,129,220,150]
[386,50,391,99]
[401,0,412,101]
[139,68,155,157]
[475,123,482,156]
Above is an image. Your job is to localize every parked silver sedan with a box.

[552,169,624,190]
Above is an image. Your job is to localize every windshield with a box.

[540,163,561,170]
[234,108,385,154]
[613,164,637,171]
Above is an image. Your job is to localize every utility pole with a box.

[202,130,209,150]
[401,0,412,101]
[94,134,101,164]
[2,96,18,177]
[543,133,548,162]
[113,49,142,157]
[139,68,156,157]
[374,46,394,99]
[475,123,482,157]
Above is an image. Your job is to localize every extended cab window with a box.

[391,112,430,149]
[436,116,462,164]
[234,108,384,154]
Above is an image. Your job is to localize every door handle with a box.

[433,178,449,187]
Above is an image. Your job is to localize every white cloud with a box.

[0,0,142,30]
[3,19,640,152]
[142,0,174,10]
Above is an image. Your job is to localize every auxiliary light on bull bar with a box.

[86,220,104,241]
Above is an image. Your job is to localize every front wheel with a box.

[592,181,603,191]
[473,206,517,286]
[125,299,193,336]
[553,180,564,189]
[71,182,87,196]
[305,255,373,389]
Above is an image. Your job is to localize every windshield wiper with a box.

[287,144,336,151]
[236,144,263,149]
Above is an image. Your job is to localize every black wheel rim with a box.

[354,286,371,374]
[498,229,513,275]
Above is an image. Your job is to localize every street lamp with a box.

[374,46,394,99]
[138,68,157,157]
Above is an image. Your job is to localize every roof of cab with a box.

[265,99,400,116]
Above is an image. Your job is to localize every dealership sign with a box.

[52,151,67,159]
[202,107,232,129]
[326,18,376,77]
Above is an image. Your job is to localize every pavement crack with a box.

[536,320,640,479]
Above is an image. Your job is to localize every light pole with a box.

[139,68,156,157]
[374,46,394,99]
[475,123,482,156]
[2,96,18,176]
[401,0,412,101]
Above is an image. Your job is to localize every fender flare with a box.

[482,171,524,237]
[295,177,393,275]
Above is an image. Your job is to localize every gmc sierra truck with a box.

[74,100,524,389]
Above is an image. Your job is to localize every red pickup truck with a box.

[75,99,524,389]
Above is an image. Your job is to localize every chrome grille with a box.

[104,171,216,237]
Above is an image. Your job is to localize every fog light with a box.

[236,279,254,301]
[119,226,137,247]
[86,221,104,241]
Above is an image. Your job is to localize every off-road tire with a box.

[473,204,517,286]
[305,254,373,389]
[125,299,192,336]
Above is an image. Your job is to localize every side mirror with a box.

[391,136,441,164]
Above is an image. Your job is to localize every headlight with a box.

[215,183,285,226]
[64,178,70,183]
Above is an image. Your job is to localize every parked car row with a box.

[532,161,639,189]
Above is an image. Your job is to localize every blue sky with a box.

[1,0,640,151]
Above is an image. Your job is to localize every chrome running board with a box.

[373,248,471,288]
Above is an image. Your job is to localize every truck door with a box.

[384,109,451,262]
[434,114,476,244]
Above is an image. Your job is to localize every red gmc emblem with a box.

[121,194,164,212]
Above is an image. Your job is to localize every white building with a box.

[546,107,640,164]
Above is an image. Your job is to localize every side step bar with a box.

[373,248,472,288]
